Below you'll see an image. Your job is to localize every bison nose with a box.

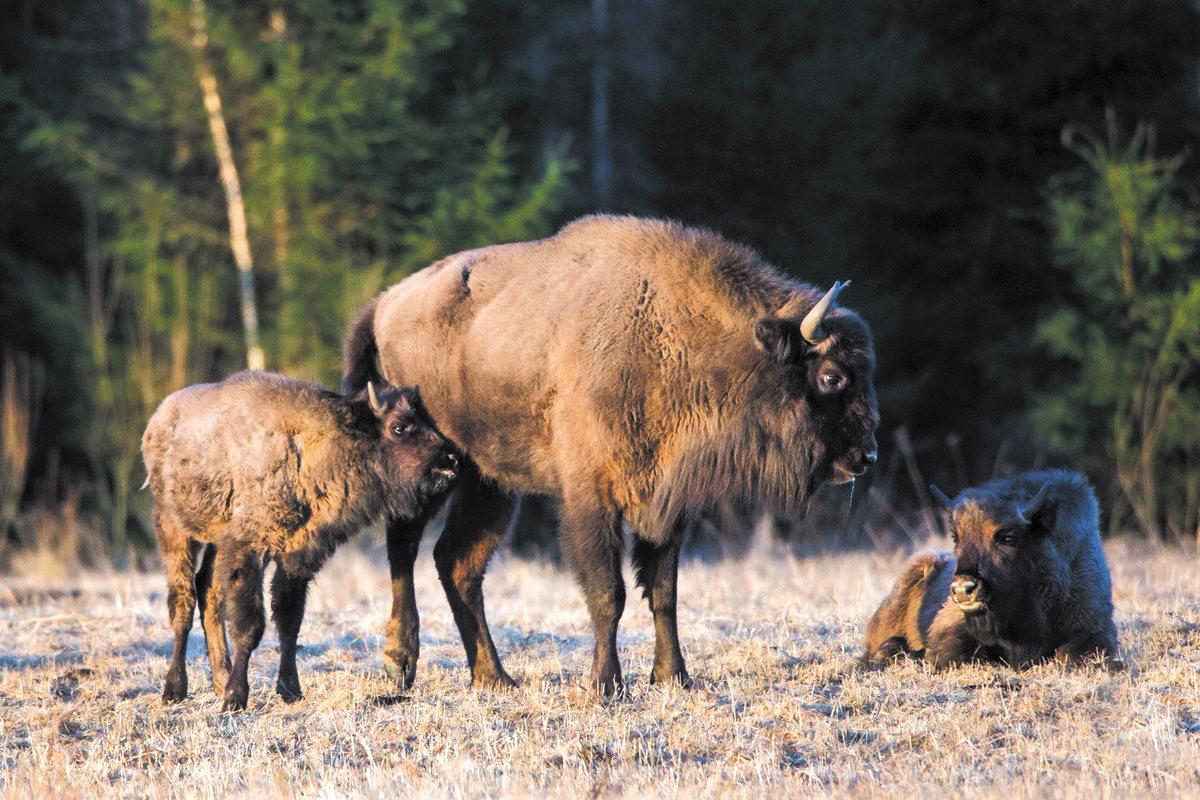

[437,451,459,471]
[847,447,877,474]
[951,576,981,605]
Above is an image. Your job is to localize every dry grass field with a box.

[1,534,1198,798]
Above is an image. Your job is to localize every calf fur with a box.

[864,470,1118,669]
[142,371,457,710]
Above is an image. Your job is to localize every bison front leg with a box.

[924,606,982,669]
[632,533,690,687]
[383,499,443,689]
[561,494,626,698]
[270,565,309,702]
[216,544,266,712]
[1054,631,1122,670]
[433,467,517,689]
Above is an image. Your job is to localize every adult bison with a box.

[344,215,879,695]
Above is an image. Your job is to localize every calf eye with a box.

[995,530,1017,547]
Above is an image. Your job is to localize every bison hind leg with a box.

[631,532,691,688]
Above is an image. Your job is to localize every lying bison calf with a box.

[142,372,458,711]
[864,470,1118,669]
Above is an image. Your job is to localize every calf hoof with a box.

[162,672,188,704]
[383,649,418,690]
[649,665,693,689]
[471,667,518,691]
[275,679,303,704]
[221,686,249,713]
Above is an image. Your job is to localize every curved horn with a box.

[929,484,954,509]
[1016,482,1050,525]
[799,280,851,344]
[367,380,383,414]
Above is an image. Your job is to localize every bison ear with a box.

[930,484,955,509]
[754,317,803,363]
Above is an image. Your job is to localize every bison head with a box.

[752,281,879,488]
[931,482,1056,646]
[364,382,459,499]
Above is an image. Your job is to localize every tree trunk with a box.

[189,0,266,371]
[591,0,613,208]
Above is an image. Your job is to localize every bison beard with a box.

[344,215,879,696]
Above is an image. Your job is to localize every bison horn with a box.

[1016,481,1051,525]
[799,280,851,344]
[367,381,384,414]
[929,484,954,509]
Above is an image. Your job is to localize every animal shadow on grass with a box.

[0,651,85,672]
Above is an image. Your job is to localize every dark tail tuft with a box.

[342,297,382,393]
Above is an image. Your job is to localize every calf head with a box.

[364,381,459,498]
[931,481,1055,639]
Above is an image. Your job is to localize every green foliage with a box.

[1037,117,1200,539]
[2,0,568,552]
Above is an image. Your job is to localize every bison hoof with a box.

[210,664,230,696]
[472,668,518,691]
[383,650,418,689]
[649,667,693,689]
[275,680,303,704]
[590,671,625,700]
[162,673,188,704]
[221,687,249,713]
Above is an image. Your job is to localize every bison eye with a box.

[995,530,1017,547]
[816,369,848,396]
[393,422,417,436]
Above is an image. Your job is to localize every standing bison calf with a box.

[864,470,1118,669]
[142,371,458,711]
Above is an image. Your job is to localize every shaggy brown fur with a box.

[142,371,458,711]
[344,215,880,695]
[863,470,1119,668]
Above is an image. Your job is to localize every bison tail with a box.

[342,297,381,393]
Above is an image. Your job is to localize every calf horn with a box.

[799,280,851,344]
[367,381,383,414]
[1016,481,1051,525]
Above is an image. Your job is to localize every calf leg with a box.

[632,533,690,687]
[382,497,445,688]
[924,606,982,669]
[270,564,309,702]
[158,517,200,703]
[195,543,230,694]
[561,493,625,698]
[216,544,266,712]
[433,467,517,688]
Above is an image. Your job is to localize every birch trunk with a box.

[189,0,266,371]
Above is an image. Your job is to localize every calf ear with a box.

[754,317,803,363]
